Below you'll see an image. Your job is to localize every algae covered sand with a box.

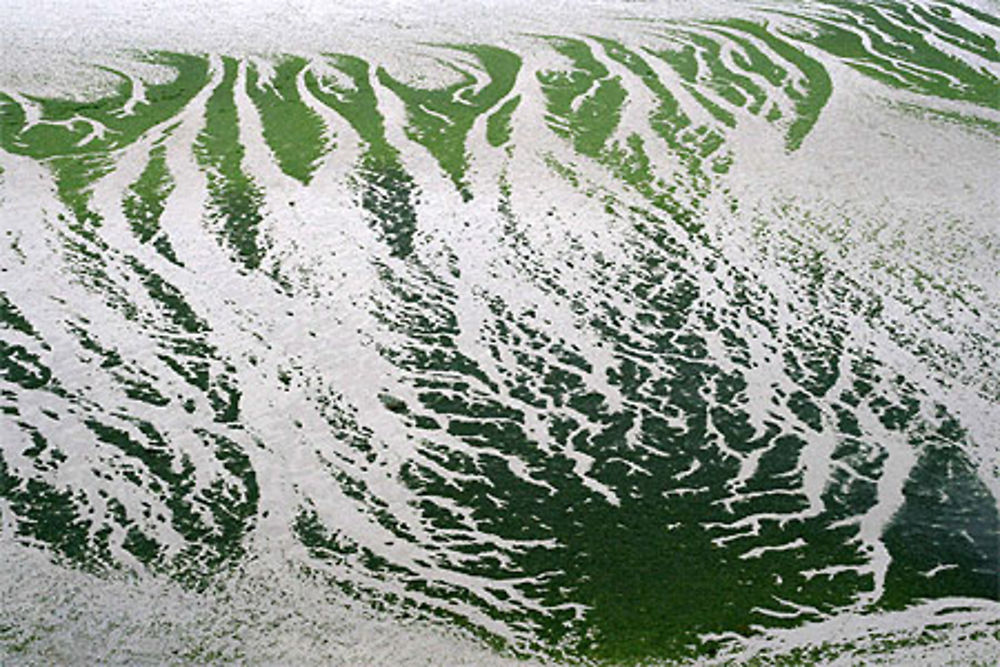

[1,0,999,664]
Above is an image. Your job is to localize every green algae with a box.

[596,38,715,192]
[0,53,208,159]
[246,56,331,184]
[356,194,910,662]
[0,293,40,339]
[377,44,521,200]
[486,94,520,147]
[910,3,999,63]
[0,53,209,229]
[680,32,767,114]
[714,19,832,151]
[0,341,52,391]
[122,143,182,265]
[0,398,258,581]
[305,54,419,258]
[304,54,395,161]
[880,442,1000,608]
[84,420,259,581]
[787,1,997,111]
[194,56,267,272]
[0,7,997,661]
[0,450,113,570]
[648,34,744,127]
[540,37,710,229]
[537,37,626,158]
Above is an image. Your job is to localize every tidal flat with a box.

[1,1,999,664]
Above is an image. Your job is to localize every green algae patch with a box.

[540,37,710,228]
[537,37,626,158]
[0,52,208,160]
[597,39,715,189]
[306,54,420,258]
[47,154,116,233]
[82,420,259,582]
[246,56,332,184]
[377,44,521,200]
[713,19,832,151]
[357,159,420,259]
[123,143,182,265]
[1,8,998,662]
[910,2,999,64]
[194,57,268,272]
[642,18,830,153]
[647,33,743,127]
[879,443,1000,608]
[486,94,520,148]
[305,54,395,161]
[787,1,998,111]
[668,31,767,116]
[0,53,209,228]
[0,450,114,570]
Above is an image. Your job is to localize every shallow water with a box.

[1,1,999,663]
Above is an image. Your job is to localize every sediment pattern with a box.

[1,1,998,661]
